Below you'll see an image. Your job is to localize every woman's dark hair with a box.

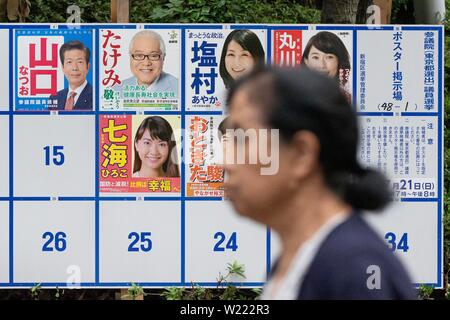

[301,31,350,86]
[227,66,391,211]
[219,29,265,89]
[133,116,180,177]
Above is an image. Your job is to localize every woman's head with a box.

[301,31,350,84]
[224,67,390,221]
[220,30,265,89]
[133,116,180,177]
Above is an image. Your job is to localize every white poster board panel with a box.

[13,115,95,197]
[13,201,95,283]
[99,200,181,283]
[0,202,8,283]
[185,200,267,283]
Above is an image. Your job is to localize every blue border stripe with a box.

[94,27,100,285]
[401,26,442,31]
[231,25,267,30]
[143,111,182,115]
[58,197,96,201]
[9,24,51,29]
[184,25,222,30]
[0,111,8,115]
[8,27,13,284]
[8,202,12,284]
[181,198,186,285]
[13,197,51,201]
[89,25,137,29]
[98,111,136,115]
[353,29,357,109]
[53,111,95,115]
[13,111,51,115]
[356,112,394,116]
[401,112,439,117]
[142,25,184,30]
[185,111,223,115]
[317,25,394,30]
[437,26,443,288]
[143,197,182,201]
[0,281,264,287]
[186,197,223,201]
[268,25,308,31]
[98,196,136,201]
[267,25,272,66]
[180,30,186,284]
[400,198,438,202]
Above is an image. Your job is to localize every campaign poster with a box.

[99,114,181,193]
[185,28,267,111]
[272,29,353,101]
[186,115,226,197]
[15,28,94,111]
[99,28,181,111]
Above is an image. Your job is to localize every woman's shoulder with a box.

[299,213,416,299]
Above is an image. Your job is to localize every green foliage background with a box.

[26,0,320,24]
[2,0,449,295]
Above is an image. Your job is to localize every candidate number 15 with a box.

[44,146,65,166]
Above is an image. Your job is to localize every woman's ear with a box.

[289,130,320,180]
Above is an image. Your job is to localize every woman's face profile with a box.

[304,45,339,78]
[135,129,170,172]
[225,40,255,80]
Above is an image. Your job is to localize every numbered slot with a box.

[13,116,95,197]
[185,200,267,283]
[364,201,439,284]
[99,201,181,283]
[13,201,95,283]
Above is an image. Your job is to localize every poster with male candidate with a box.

[272,29,353,101]
[99,28,181,111]
[15,29,94,111]
[185,28,267,111]
[99,114,181,193]
[185,115,226,197]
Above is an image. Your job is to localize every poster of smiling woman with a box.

[185,28,267,112]
[272,29,352,102]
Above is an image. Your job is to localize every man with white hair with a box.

[114,30,178,97]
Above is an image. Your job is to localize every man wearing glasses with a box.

[116,30,178,97]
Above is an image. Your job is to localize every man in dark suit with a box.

[49,40,92,111]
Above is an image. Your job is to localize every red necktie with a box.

[65,91,77,110]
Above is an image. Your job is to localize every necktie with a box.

[65,91,77,110]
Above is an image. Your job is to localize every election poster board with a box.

[0,24,444,288]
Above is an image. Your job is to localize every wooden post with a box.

[111,0,129,23]
[373,0,392,24]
